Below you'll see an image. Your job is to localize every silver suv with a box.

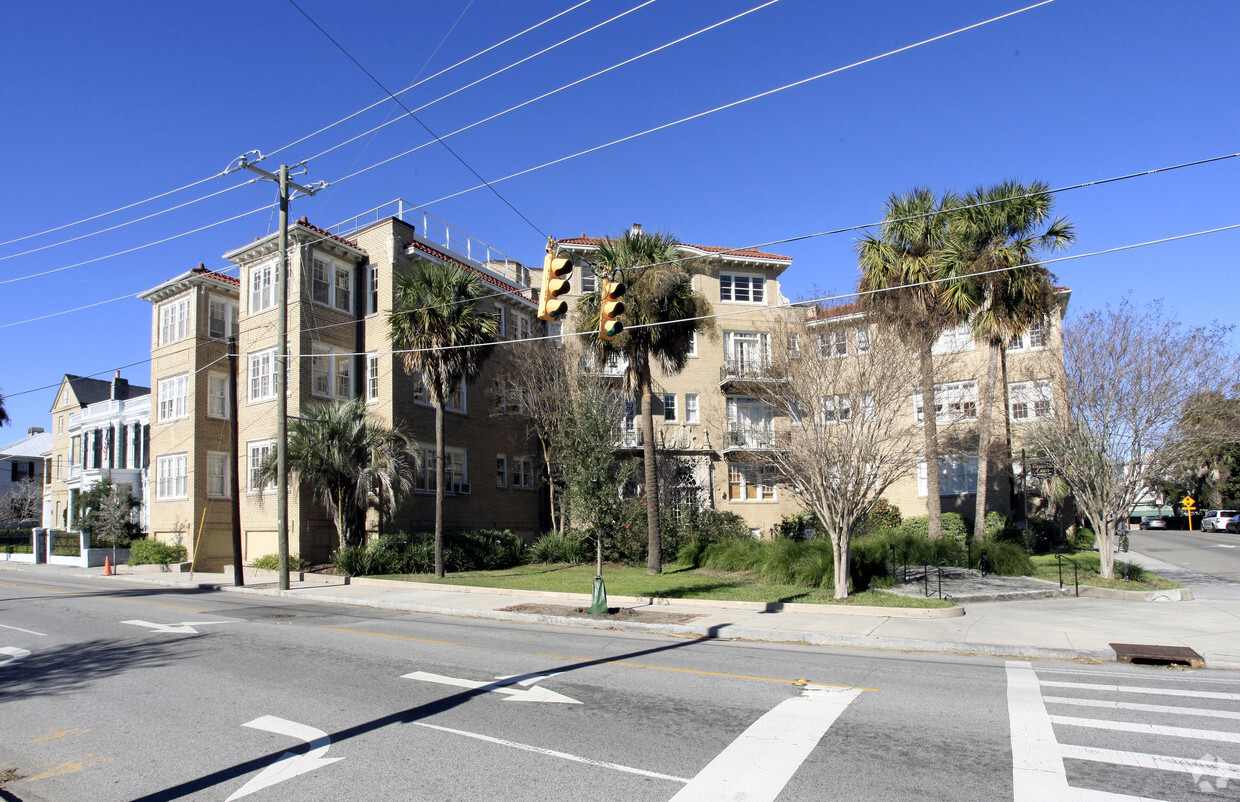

[1202,510,1237,532]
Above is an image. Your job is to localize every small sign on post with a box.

[1182,496,1197,531]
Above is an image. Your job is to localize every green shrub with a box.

[860,498,902,535]
[983,511,1015,541]
[529,531,588,564]
[1072,527,1096,551]
[250,553,309,571]
[773,511,820,541]
[127,538,188,565]
[894,514,970,545]
[980,541,1034,576]
[331,529,526,576]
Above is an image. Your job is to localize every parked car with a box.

[1202,510,1237,532]
[1228,517,1240,534]
[1139,516,1168,530]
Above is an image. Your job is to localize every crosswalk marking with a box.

[1043,695,1240,721]
[1049,714,1240,743]
[1040,680,1240,702]
[1060,744,1240,781]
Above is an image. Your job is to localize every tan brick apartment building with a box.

[139,210,543,568]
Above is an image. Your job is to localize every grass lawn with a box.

[1029,553,1179,591]
[373,562,955,608]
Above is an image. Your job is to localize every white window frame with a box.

[249,259,276,313]
[367,264,379,315]
[158,374,189,422]
[496,454,508,488]
[208,295,239,340]
[819,329,847,358]
[914,381,978,424]
[156,453,188,499]
[720,273,766,304]
[515,457,536,490]
[248,440,276,493]
[249,349,277,402]
[366,353,379,402]
[207,372,229,419]
[207,451,229,498]
[687,330,698,357]
[685,393,700,424]
[310,254,354,313]
[579,264,597,294]
[855,326,871,354]
[159,297,191,346]
[932,323,974,354]
[821,394,851,424]
[663,393,678,423]
[414,445,468,494]
[918,455,978,497]
[727,464,776,501]
[1008,320,1049,351]
[311,345,352,400]
[1008,379,1053,421]
[786,333,801,360]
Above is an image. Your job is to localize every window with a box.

[496,455,508,488]
[58,415,64,434]
[414,445,468,493]
[249,260,275,313]
[311,346,352,400]
[914,381,977,424]
[209,296,238,340]
[819,329,847,358]
[1009,379,1053,421]
[366,353,379,402]
[207,373,229,419]
[159,297,191,345]
[687,331,698,357]
[518,314,532,340]
[497,306,508,338]
[663,393,678,423]
[249,349,277,401]
[727,464,776,501]
[723,331,771,374]
[855,326,871,353]
[1008,320,1048,351]
[932,323,974,354]
[726,396,775,447]
[310,255,353,312]
[686,393,699,424]
[821,394,851,424]
[918,455,978,496]
[410,372,464,412]
[786,334,801,359]
[449,380,466,413]
[515,457,536,489]
[720,273,765,304]
[157,453,188,499]
[207,452,229,498]
[158,375,189,421]
[367,265,379,315]
[248,440,276,492]
[579,264,597,294]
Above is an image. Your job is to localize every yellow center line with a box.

[314,626,877,691]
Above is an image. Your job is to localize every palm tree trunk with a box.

[434,402,445,578]
[1000,346,1018,520]
[920,349,943,541]
[640,372,661,574]
[973,339,1001,545]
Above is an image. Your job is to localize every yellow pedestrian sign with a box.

[1182,496,1196,530]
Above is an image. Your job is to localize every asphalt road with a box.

[1,571,1238,801]
[1128,526,1240,588]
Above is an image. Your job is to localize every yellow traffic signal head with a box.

[538,248,574,321]
[599,278,626,340]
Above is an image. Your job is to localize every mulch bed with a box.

[500,603,702,625]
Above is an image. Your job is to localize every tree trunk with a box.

[973,339,1001,544]
[919,349,943,540]
[1000,346,1018,519]
[434,401,445,578]
[832,531,850,600]
[640,371,662,574]
[1092,511,1115,579]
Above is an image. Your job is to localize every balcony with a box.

[719,357,786,389]
[581,352,629,378]
[616,428,644,449]
[722,426,790,453]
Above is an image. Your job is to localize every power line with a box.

[286,0,549,241]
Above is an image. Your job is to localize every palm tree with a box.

[389,262,499,577]
[949,181,1074,542]
[257,398,416,549]
[857,188,974,541]
[577,228,712,574]
[0,392,9,427]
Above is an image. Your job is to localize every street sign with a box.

[1182,496,1196,509]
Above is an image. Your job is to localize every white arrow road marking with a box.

[226,716,343,801]
[402,670,581,704]
[495,670,568,686]
[0,624,46,636]
[672,685,863,801]
[0,646,32,667]
[120,620,232,634]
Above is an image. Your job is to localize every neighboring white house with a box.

[0,427,52,523]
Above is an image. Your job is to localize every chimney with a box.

[110,370,128,401]
[631,223,642,236]
[27,427,44,436]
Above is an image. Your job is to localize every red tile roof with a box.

[190,265,240,286]
[558,236,791,262]
[807,302,862,322]
[296,216,365,253]
[407,240,531,301]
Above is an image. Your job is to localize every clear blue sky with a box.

[3,0,1237,433]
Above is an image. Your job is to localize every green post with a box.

[588,575,608,614]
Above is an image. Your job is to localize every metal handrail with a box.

[1057,553,1082,597]
[889,544,911,583]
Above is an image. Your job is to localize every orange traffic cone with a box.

[103,556,113,576]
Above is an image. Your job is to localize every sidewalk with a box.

[6,551,1239,670]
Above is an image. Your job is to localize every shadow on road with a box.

[0,637,199,701]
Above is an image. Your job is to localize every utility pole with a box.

[237,155,322,591]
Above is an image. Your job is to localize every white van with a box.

[1202,510,1237,532]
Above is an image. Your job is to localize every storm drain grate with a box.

[1110,642,1204,668]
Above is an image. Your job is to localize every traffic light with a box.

[599,278,626,340]
[538,242,573,322]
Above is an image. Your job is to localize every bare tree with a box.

[1028,300,1238,578]
[1,478,42,524]
[754,316,924,598]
